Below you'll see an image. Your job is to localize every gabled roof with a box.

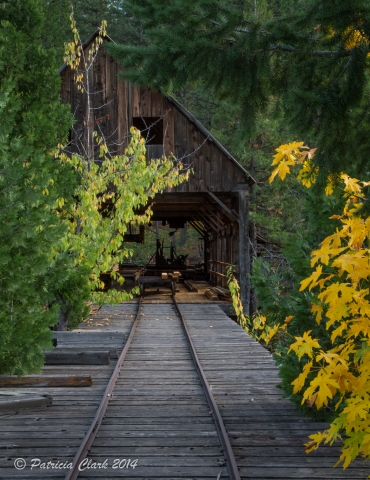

[59,31,255,184]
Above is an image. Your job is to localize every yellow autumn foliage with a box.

[55,17,189,305]
[269,141,370,469]
[226,266,286,345]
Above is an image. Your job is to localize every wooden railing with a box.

[208,260,235,285]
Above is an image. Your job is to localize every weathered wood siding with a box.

[60,45,246,193]
[60,38,252,310]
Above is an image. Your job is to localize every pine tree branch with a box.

[209,19,366,57]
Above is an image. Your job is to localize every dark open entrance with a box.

[121,192,242,291]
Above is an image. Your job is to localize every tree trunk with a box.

[58,307,68,331]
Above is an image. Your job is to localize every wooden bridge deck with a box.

[177,304,368,479]
[0,303,368,479]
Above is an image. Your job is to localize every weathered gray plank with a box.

[44,351,110,365]
[0,394,52,415]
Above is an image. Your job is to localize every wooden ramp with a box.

[0,302,368,479]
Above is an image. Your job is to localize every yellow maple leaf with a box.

[269,157,296,182]
[289,331,321,359]
[315,351,345,366]
[321,229,345,249]
[318,282,355,307]
[331,365,358,393]
[311,303,324,325]
[264,324,280,344]
[325,174,337,196]
[269,142,310,183]
[292,361,313,393]
[341,174,363,195]
[342,398,368,423]
[330,321,348,342]
[299,265,323,291]
[333,251,370,283]
[302,370,340,408]
[305,431,329,453]
[297,159,319,188]
[348,317,370,339]
[271,141,306,165]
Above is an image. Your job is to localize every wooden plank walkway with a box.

[81,303,228,479]
[0,306,135,479]
[177,303,369,480]
[0,302,368,479]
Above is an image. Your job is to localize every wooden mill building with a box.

[59,32,255,311]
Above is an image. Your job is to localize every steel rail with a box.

[65,297,143,480]
[172,296,242,480]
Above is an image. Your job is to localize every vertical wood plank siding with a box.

[60,40,251,308]
[60,46,246,193]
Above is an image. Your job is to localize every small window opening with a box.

[132,117,163,145]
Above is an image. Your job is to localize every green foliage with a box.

[266,145,370,467]
[41,0,72,57]
[70,0,143,44]
[57,21,189,308]
[128,224,202,266]
[253,256,333,419]
[41,0,143,56]
[57,128,189,305]
[251,207,341,417]
[108,0,370,179]
[0,0,75,374]
[49,261,91,331]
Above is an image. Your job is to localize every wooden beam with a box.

[195,213,219,233]
[209,270,228,279]
[197,212,219,232]
[200,207,226,230]
[53,331,125,343]
[207,189,240,222]
[204,234,209,275]
[0,375,93,388]
[189,220,206,237]
[51,345,119,359]
[194,220,211,236]
[0,394,52,415]
[184,280,198,292]
[209,260,234,267]
[44,350,111,365]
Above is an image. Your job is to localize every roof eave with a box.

[165,94,256,185]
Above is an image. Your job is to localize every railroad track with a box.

[65,296,241,480]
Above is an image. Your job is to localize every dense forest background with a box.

[2,0,370,466]
[97,0,370,426]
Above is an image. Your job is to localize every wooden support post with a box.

[238,186,251,314]
[204,235,209,276]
